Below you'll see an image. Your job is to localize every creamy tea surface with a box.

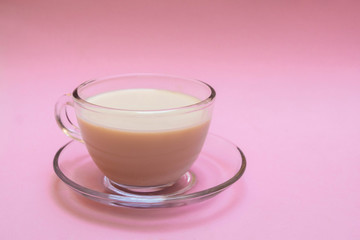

[77,89,211,186]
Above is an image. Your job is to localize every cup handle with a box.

[55,94,83,142]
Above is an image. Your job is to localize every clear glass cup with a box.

[55,74,216,194]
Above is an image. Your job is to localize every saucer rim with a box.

[53,133,247,207]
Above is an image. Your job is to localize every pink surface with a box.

[1,0,360,239]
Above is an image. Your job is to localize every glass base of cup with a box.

[103,171,196,197]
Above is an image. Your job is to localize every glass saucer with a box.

[53,133,246,208]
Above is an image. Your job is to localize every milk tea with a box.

[77,89,211,187]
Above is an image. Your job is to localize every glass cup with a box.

[55,74,216,194]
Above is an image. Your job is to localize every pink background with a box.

[1,0,359,239]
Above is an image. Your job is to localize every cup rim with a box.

[72,73,216,113]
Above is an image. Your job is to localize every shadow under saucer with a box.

[51,174,247,232]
